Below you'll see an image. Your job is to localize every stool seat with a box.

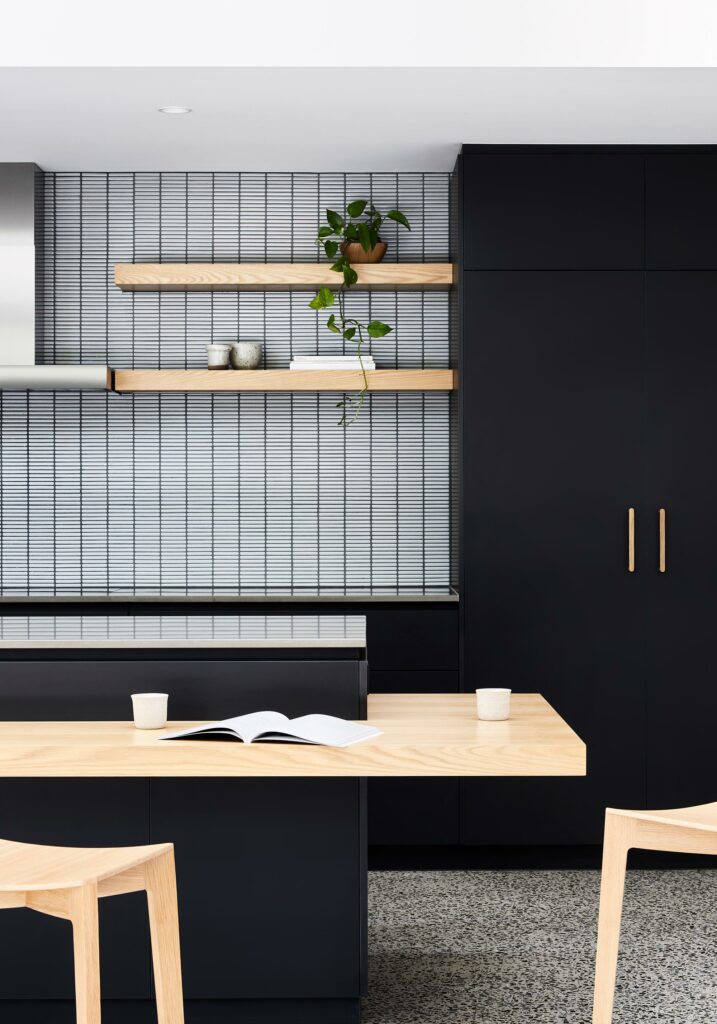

[0,836,184,1024]
[0,838,172,891]
[607,800,717,833]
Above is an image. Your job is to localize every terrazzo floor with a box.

[364,869,717,1023]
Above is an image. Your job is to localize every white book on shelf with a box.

[289,361,375,371]
[290,356,376,365]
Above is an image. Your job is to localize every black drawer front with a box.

[369,670,458,693]
[367,608,458,671]
[0,660,364,720]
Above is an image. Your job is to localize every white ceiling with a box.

[1,67,717,172]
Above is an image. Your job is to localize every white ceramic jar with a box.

[206,343,232,369]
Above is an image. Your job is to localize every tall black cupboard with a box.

[456,145,717,844]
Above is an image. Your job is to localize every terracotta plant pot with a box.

[341,240,387,264]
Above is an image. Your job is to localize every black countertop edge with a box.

[0,592,460,605]
[461,143,717,155]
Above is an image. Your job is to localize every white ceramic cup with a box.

[131,693,169,730]
[475,688,511,721]
[206,343,232,369]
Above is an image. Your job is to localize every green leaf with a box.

[367,320,392,338]
[343,265,358,287]
[358,222,372,253]
[346,199,367,218]
[324,240,339,259]
[343,327,356,340]
[308,287,335,310]
[330,259,346,274]
[326,208,344,232]
[386,210,411,230]
[344,223,359,241]
[317,226,333,238]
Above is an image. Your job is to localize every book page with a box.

[256,714,381,748]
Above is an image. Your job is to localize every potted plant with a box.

[317,200,411,284]
[310,199,411,426]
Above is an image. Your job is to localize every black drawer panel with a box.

[0,660,363,720]
[369,670,458,693]
[367,608,458,671]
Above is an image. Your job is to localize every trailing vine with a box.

[309,200,411,426]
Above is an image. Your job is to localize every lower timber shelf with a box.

[113,369,456,393]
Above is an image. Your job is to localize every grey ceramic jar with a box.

[230,342,262,369]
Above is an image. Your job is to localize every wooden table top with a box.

[0,694,585,778]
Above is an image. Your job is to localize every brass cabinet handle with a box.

[628,508,635,573]
[659,508,666,573]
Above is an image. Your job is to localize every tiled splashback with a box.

[0,172,451,597]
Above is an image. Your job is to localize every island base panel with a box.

[0,998,361,1023]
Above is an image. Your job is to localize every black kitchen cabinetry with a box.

[457,145,717,844]
[644,272,717,809]
[459,270,645,843]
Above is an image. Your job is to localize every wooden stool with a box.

[592,802,717,1023]
[0,838,184,1024]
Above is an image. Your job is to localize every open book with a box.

[160,711,381,748]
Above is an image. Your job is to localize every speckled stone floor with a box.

[364,870,717,1023]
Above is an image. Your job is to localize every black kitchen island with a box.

[0,614,368,1024]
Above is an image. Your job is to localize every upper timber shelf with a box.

[114,263,454,292]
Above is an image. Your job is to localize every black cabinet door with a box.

[151,778,362,1000]
[461,271,646,844]
[463,152,644,270]
[645,272,717,807]
[646,155,717,268]
[0,780,151,1000]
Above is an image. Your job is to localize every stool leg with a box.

[592,814,633,1024]
[69,883,101,1024]
[145,849,185,1024]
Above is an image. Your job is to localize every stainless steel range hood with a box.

[0,163,110,390]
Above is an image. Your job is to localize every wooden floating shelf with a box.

[113,369,456,393]
[114,262,454,292]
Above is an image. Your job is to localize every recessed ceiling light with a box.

[158,106,192,115]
